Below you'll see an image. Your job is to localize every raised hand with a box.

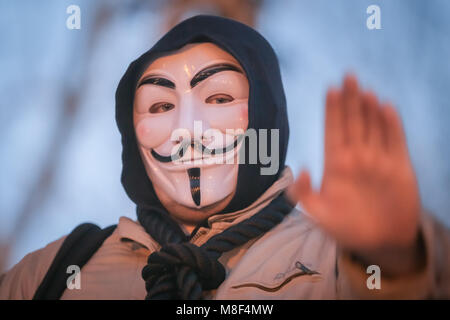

[288,75,421,258]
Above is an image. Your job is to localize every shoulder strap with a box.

[33,223,117,300]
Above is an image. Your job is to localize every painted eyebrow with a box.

[137,76,175,89]
[190,63,243,88]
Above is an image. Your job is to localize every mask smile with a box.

[149,134,244,168]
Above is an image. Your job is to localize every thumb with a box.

[291,170,327,222]
[287,170,314,204]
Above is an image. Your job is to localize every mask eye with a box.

[149,102,174,114]
[205,94,234,104]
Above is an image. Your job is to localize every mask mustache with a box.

[151,134,244,163]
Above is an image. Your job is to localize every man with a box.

[1,15,449,299]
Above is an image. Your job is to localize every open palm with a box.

[289,75,421,252]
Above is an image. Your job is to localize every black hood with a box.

[115,15,289,213]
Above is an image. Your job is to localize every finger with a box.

[293,170,327,222]
[285,182,299,205]
[363,91,384,150]
[342,74,364,145]
[325,88,344,152]
[287,170,311,203]
[381,103,408,157]
[297,170,313,199]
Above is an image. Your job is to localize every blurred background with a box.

[1,0,449,271]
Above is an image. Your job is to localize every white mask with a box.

[133,42,249,209]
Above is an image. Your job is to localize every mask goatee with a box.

[187,167,201,206]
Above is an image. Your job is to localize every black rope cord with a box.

[138,194,294,300]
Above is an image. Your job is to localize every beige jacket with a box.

[0,167,449,299]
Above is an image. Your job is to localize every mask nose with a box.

[175,92,211,143]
